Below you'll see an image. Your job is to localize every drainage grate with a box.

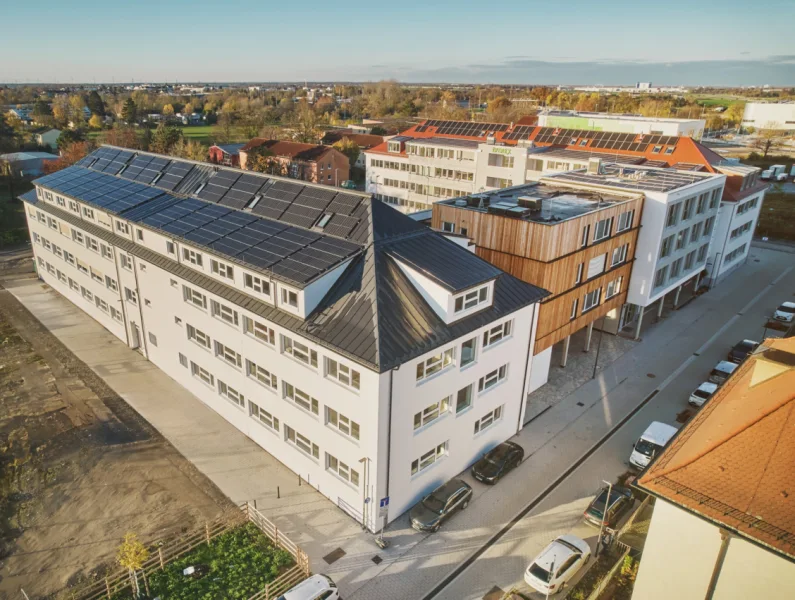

[576,402,585,407]
[323,547,346,565]
[371,555,383,565]
[483,586,505,600]
[646,373,656,378]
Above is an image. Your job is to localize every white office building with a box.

[741,102,795,132]
[537,110,705,139]
[23,146,547,531]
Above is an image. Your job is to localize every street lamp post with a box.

[592,317,605,379]
[596,479,612,557]
[545,560,555,600]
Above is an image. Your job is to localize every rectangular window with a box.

[86,236,99,253]
[68,277,80,292]
[75,258,88,275]
[282,336,318,367]
[166,241,176,256]
[46,216,58,230]
[326,358,360,390]
[110,306,122,322]
[182,248,203,267]
[441,221,455,233]
[115,220,129,235]
[190,361,214,387]
[670,258,683,280]
[72,230,85,244]
[682,197,695,220]
[124,287,138,305]
[611,244,628,267]
[703,216,715,237]
[101,244,113,260]
[210,259,234,280]
[654,266,668,288]
[416,348,455,381]
[105,276,118,292]
[575,262,584,284]
[244,273,271,296]
[246,359,277,390]
[63,251,75,266]
[606,277,623,299]
[411,442,448,475]
[460,337,477,367]
[690,221,703,243]
[326,407,360,440]
[592,217,613,242]
[56,269,67,284]
[218,380,245,409]
[243,316,275,346]
[697,244,709,263]
[147,331,157,346]
[616,210,634,232]
[474,406,503,434]
[68,200,79,213]
[183,286,207,310]
[454,286,488,313]
[211,300,239,326]
[414,396,451,430]
[696,193,708,214]
[685,250,697,271]
[285,425,319,459]
[479,364,508,392]
[587,253,606,279]
[483,320,512,348]
[581,224,590,247]
[136,229,144,241]
[90,267,103,284]
[582,288,601,312]
[665,203,681,228]
[660,235,674,258]
[326,454,359,486]
[280,288,298,308]
[249,400,279,431]
[214,341,242,368]
[284,382,319,415]
[120,253,132,271]
[179,353,188,367]
[187,324,211,349]
[570,298,579,320]
[709,187,721,209]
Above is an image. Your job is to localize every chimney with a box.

[588,157,603,175]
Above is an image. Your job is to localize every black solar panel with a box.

[155,161,193,191]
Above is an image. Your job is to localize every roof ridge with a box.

[364,205,383,369]
[645,365,795,481]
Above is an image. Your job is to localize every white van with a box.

[277,575,339,600]
[629,422,678,469]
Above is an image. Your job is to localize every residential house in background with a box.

[321,130,386,168]
[5,107,32,124]
[0,151,59,177]
[240,139,350,186]
[432,180,642,405]
[633,336,795,600]
[208,143,245,168]
[22,146,547,531]
[34,128,62,150]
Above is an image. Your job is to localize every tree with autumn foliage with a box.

[332,138,360,167]
[43,141,92,174]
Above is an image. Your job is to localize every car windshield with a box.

[737,341,755,351]
[589,489,619,515]
[635,439,662,458]
[485,445,509,463]
[529,563,551,582]
[694,388,712,399]
[422,493,447,514]
[778,305,795,314]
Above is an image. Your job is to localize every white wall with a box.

[709,190,765,283]
[633,499,795,600]
[742,103,795,130]
[527,346,552,394]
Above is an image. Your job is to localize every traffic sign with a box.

[379,496,389,508]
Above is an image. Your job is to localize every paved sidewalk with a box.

[2,242,792,600]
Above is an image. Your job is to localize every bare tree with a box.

[750,121,786,158]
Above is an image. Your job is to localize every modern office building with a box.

[633,337,795,600]
[741,102,795,132]
[432,180,643,398]
[22,146,547,531]
[537,110,705,139]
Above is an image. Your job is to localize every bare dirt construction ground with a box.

[0,254,236,600]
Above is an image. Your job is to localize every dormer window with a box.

[387,141,402,153]
[281,287,298,308]
[665,147,675,155]
[454,286,489,313]
[653,146,662,153]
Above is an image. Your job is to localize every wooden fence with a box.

[66,502,309,600]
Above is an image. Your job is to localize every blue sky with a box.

[1,0,793,85]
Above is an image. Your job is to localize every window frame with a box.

[416,347,455,381]
[478,364,508,393]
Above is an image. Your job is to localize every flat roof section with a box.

[539,147,647,165]
[549,164,715,194]
[407,137,481,149]
[438,182,633,224]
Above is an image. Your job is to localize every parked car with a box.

[728,339,759,364]
[409,478,472,532]
[277,574,339,600]
[689,382,718,407]
[709,360,738,384]
[524,534,591,595]
[471,441,524,484]
[773,301,795,323]
[583,486,634,528]
[629,421,678,469]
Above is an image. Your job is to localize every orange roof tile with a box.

[638,337,795,560]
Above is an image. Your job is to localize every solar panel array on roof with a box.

[502,125,535,141]
[534,127,680,152]
[555,165,706,193]
[417,120,510,136]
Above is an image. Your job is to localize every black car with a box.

[583,486,633,528]
[471,441,524,484]
[409,479,472,532]
[728,339,759,364]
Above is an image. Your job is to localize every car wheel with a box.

[432,523,440,533]
[462,500,469,510]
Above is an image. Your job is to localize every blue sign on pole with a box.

[379,497,389,508]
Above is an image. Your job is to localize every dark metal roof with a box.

[25,193,549,373]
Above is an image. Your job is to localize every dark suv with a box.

[728,339,759,364]
[409,479,472,532]
[471,441,524,484]
[583,486,634,528]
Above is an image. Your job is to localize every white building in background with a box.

[23,146,547,531]
[741,102,795,131]
[537,110,705,139]
[548,161,725,335]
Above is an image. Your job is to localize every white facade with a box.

[707,189,765,284]
[741,102,795,131]
[537,111,705,139]
[25,183,541,532]
[632,499,795,600]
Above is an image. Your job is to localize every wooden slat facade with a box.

[432,194,643,354]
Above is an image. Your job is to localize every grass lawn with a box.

[0,180,33,248]
[756,191,795,242]
[112,523,294,600]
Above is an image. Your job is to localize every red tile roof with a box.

[240,139,335,162]
[321,130,385,149]
[638,337,795,560]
